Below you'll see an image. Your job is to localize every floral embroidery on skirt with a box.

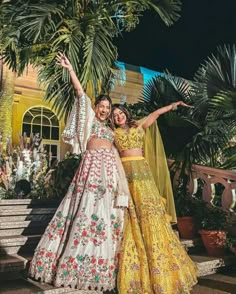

[29,148,124,291]
[118,158,197,294]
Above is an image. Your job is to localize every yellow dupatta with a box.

[143,122,177,224]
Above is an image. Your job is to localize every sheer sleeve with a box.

[62,93,95,154]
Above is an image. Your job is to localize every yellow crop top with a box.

[114,126,145,152]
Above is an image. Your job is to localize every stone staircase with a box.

[0,199,236,294]
[0,199,57,281]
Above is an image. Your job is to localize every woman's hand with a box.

[172,101,194,110]
[56,52,73,71]
[142,100,193,129]
[56,52,83,97]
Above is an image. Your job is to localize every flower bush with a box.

[0,132,49,199]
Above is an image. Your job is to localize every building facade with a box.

[0,62,160,160]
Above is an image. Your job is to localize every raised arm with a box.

[142,101,192,129]
[56,52,84,98]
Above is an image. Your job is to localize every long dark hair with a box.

[111,104,138,128]
[94,94,112,107]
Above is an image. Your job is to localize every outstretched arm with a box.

[56,52,84,98]
[142,101,192,129]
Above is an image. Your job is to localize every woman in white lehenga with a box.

[29,53,130,291]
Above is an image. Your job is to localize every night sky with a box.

[115,0,236,80]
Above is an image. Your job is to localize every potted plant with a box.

[226,237,236,255]
[194,200,229,257]
[174,180,198,239]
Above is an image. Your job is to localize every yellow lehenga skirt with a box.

[118,157,198,294]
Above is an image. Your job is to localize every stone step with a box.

[0,227,45,237]
[1,254,236,293]
[0,205,30,210]
[0,207,56,217]
[0,219,51,230]
[0,277,49,293]
[191,284,230,293]
[0,220,34,229]
[0,276,100,294]
[191,253,236,276]
[0,213,54,223]
[0,235,41,255]
[0,276,235,294]
[0,219,49,237]
[0,199,59,209]
[0,254,28,274]
[40,289,100,294]
[193,271,236,293]
[181,237,205,254]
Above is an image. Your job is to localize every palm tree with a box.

[0,0,182,119]
[129,45,236,170]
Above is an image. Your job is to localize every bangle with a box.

[68,68,74,73]
[171,102,178,111]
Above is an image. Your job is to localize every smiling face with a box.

[94,99,111,122]
[112,108,127,127]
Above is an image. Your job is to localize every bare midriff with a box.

[86,138,112,150]
[119,148,143,158]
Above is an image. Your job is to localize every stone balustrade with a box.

[168,160,236,212]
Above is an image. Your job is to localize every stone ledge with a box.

[0,220,50,229]
[0,199,60,208]
[191,254,236,276]
[191,284,230,294]
[196,272,236,293]
[0,214,54,223]
[0,235,41,255]
[0,227,45,237]
[181,237,205,253]
[0,208,56,217]
[0,254,27,273]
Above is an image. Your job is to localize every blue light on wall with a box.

[115,61,126,85]
[140,67,163,85]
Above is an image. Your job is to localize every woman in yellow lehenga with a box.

[112,102,198,294]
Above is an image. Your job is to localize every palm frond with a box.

[220,145,236,170]
[210,90,236,112]
[80,20,117,93]
[0,0,183,117]
[194,45,236,100]
[147,0,182,26]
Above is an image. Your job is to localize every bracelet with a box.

[171,102,178,111]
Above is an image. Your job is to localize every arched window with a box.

[22,107,60,163]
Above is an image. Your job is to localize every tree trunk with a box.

[0,61,16,144]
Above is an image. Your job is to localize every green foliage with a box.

[45,152,81,199]
[0,0,182,120]
[193,199,229,231]
[226,237,236,252]
[135,45,236,170]
[173,177,195,217]
[220,146,236,170]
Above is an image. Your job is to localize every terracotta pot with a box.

[177,216,197,239]
[199,230,227,256]
[230,247,236,255]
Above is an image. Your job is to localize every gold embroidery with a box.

[114,127,144,152]
[118,159,197,294]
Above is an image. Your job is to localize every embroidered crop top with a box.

[89,118,114,143]
[114,126,145,152]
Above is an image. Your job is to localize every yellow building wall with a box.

[7,65,144,159]
[10,66,69,158]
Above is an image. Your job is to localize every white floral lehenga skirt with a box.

[29,148,124,291]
